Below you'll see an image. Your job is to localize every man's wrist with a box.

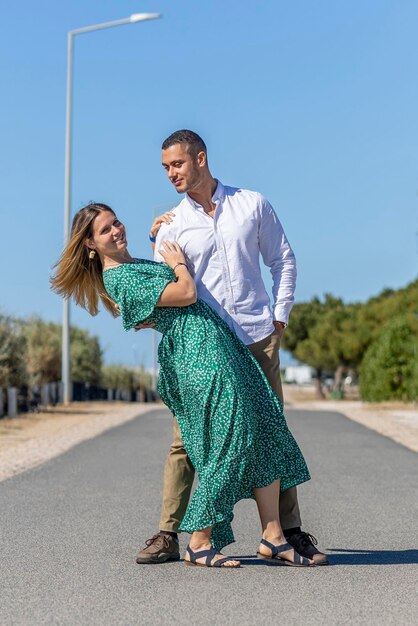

[274,320,287,329]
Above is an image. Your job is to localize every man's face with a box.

[162,144,203,194]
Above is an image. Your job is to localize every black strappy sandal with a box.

[257,539,314,567]
[184,545,241,568]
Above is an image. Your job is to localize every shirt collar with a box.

[186,179,225,210]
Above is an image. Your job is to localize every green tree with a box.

[23,318,103,386]
[282,295,343,397]
[70,327,103,385]
[0,314,27,387]
[357,280,418,344]
[297,304,370,393]
[294,310,344,393]
[24,318,61,385]
[102,364,142,391]
[283,279,418,400]
[137,365,152,391]
[360,314,418,402]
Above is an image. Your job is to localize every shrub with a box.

[360,315,418,402]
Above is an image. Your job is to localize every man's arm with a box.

[257,195,297,326]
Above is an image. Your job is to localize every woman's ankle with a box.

[261,520,284,543]
[262,530,285,545]
[189,531,213,551]
[189,539,211,548]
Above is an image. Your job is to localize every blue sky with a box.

[1,0,417,368]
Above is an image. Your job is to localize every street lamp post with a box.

[62,13,161,404]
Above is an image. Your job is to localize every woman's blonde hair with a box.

[51,203,119,317]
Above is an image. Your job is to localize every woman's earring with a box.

[89,250,96,260]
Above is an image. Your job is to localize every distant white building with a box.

[284,365,315,385]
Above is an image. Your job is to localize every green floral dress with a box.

[103,259,310,549]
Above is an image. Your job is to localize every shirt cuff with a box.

[273,304,290,326]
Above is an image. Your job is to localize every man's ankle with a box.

[159,530,178,539]
[284,527,301,538]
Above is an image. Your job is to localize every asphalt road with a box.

[1,407,417,625]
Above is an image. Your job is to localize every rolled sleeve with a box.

[258,196,297,325]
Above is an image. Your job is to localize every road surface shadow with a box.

[228,548,418,566]
[326,548,418,565]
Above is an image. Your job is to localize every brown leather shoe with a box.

[286,532,329,565]
[136,533,180,564]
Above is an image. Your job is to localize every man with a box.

[136,129,328,565]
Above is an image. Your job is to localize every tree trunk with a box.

[333,364,345,392]
[315,369,325,399]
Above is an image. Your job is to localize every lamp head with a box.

[130,13,162,23]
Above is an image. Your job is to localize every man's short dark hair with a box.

[162,129,207,158]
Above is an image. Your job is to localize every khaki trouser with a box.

[159,331,302,533]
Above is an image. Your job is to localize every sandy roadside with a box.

[0,401,161,482]
[283,384,418,454]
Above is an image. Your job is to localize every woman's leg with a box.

[184,527,240,567]
[254,480,286,545]
[254,480,313,564]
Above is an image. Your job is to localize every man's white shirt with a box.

[153,180,297,345]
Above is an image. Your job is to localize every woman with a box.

[51,203,312,568]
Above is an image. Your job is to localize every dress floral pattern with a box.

[103,259,310,549]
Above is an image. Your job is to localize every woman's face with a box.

[87,211,128,258]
